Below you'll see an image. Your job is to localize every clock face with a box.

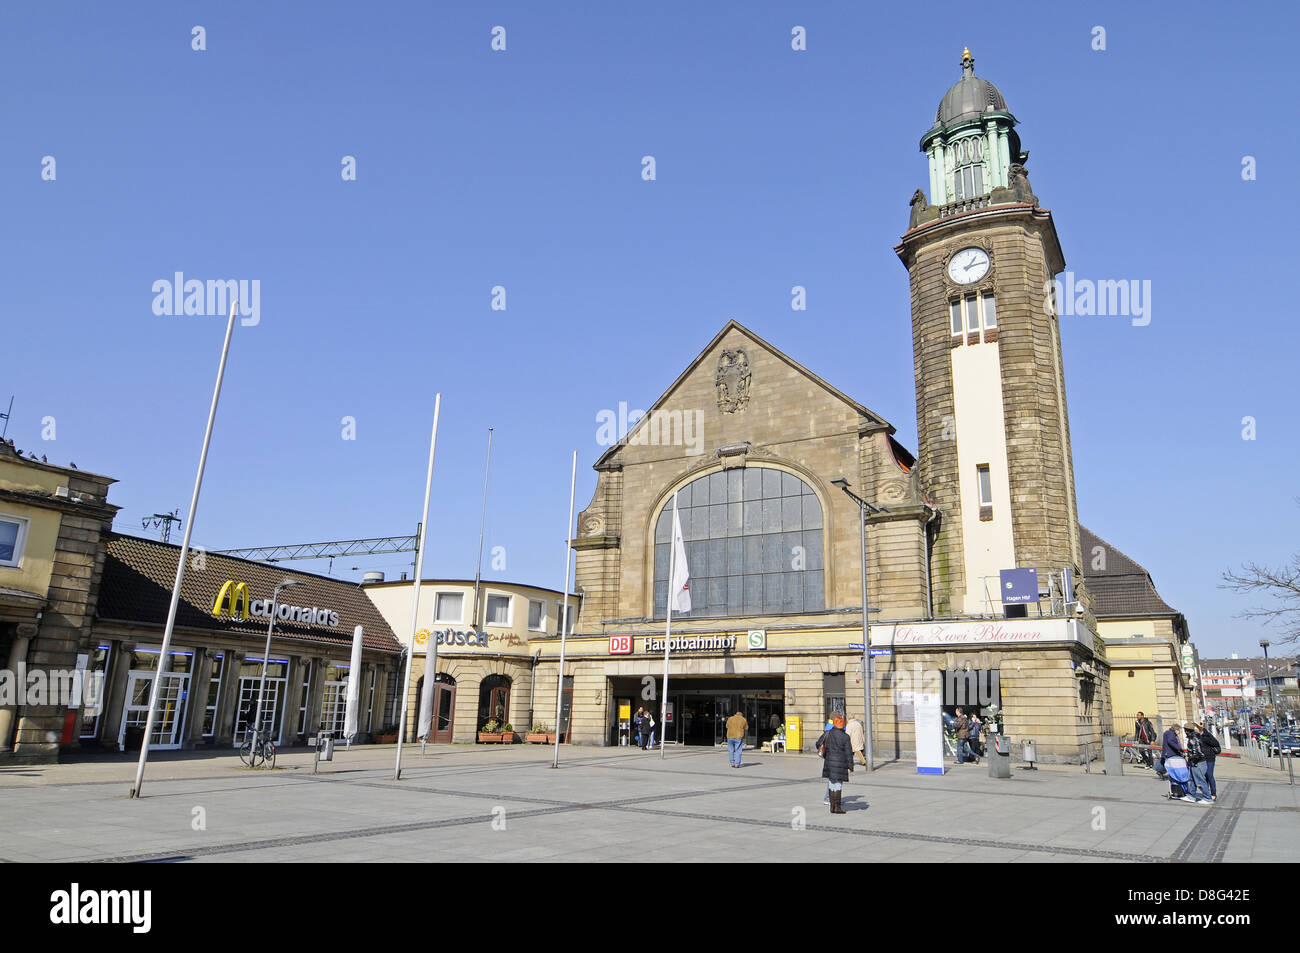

[948,247,990,284]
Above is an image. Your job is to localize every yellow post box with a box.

[786,716,802,752]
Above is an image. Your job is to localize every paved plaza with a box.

[0,744,1295,863]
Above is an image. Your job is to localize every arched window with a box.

[653,468,824,619]
[953,135,985,201]
[477,675,511,729]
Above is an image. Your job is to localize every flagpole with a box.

[395,393,441,780]
[471,428,493,630]
[660,492,678,759]
[130,301,239,799]
[551,450,577,768]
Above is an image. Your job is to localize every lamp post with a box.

[251,579,301,761]
[831,478,888,772]
[1260,639,1286,773]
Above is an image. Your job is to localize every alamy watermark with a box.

[0,664,104,708]
[152,273,260,326]
[595,401,703,456]
[1045,272,1150,327]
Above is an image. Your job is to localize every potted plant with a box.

[373,724,398,745]
[526,723,555,744]
[500,722,516,744]
[477,719,502,744]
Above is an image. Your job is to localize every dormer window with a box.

[953,136,985,200]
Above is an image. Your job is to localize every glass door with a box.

[234,676,287,744]
[120,671,188,750]
[714,696,731,746]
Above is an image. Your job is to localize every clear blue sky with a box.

[3,2,1295,659]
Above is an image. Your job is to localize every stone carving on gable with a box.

[579,513,605,538]
[715,349,751,414]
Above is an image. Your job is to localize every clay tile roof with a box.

[97,533,401,655]
[1079,525,1181,619]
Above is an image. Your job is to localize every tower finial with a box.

[961,47,974,76]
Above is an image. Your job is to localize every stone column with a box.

[214,651,245,746]
[0,626,35,752]
[277,655,301,746]
[183,648,212,749]
[97,639,136,751]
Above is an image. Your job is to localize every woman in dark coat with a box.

[817,714,854,814]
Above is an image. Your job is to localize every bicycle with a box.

[239,728,277,769]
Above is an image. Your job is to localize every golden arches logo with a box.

[212,580,251,621]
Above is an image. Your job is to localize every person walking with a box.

[725,709,748,768]
[816,714,854,814]
[954,707,974,764]
[633,707,645,748]
[1184,723,1213,804]
[646,710,656,750]
[969,712,983,759]
[1194,721,1221,802]
[1135,712,1156,768]
[845,715,867,767]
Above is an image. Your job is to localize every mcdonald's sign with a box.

[212,580,252,620]
[209,579,341,628]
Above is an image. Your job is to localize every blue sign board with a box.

[849,643,865,650]
[870,649,892,656]
[999,568,1039,604]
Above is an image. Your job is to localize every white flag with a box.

[669,495,691,613]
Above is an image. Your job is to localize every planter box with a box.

[478,733,502,743]
[374,733,398,745]
[500,732,515,744]
[526,733,556,744]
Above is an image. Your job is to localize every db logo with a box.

[609,634,632,655]
[415,629,429,645]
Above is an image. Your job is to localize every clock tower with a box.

[896,48,1086,618]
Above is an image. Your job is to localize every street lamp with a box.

[1260,639,1285,772]
[250,579,302,761]
[831,478,888,771]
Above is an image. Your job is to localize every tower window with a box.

[977,464,993,521]
[949,294,997,339]
[952,136,986,201]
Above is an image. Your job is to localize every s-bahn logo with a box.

[211,580,340,628]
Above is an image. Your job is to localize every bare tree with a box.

[1222,507,1300,645]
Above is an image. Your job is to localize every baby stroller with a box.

[1163,755,1191,800]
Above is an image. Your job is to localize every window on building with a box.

[434,592,463,623]
[78,644,112,740]
[556,603,575,635]
[0,514,30,567]
[977,465,992,506]
[485,594,511,626]
[528,599,545,631]
[953,135,985,201]
[951,294,997,339]
[652,467,825,619]
[202,653,225,737]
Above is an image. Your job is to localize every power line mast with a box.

[142,509,182,543]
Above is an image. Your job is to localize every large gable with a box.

[594,320,899,469]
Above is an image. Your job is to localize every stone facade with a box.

[573,321,932,633]
[896,206,1089,619]
[0,444,118,763]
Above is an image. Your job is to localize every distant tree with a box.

[1222,503,1300,645]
